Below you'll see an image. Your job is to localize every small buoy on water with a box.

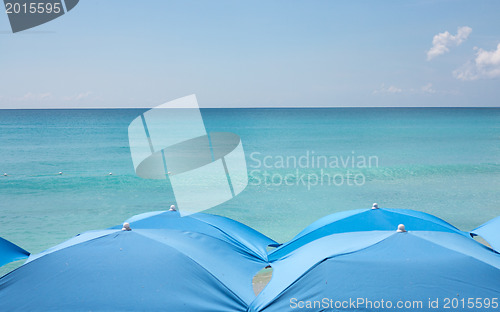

[109,172,113,175]
[3,173,7,176]
[58,172,63,175]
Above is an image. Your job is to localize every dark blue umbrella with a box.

[269,206,468,260]
[0,237,29,268]
[0,224,268,311]
[251,227,500,312]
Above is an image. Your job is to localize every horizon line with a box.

[0,106,499,110]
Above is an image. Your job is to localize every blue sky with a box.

[1,0,500,108]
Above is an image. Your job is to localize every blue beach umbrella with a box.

[251,228,500,312]
[472,216,500,252]
[269,206,469,260]
[0,237,29,267]
[114,210,277,261]
[0,224,269,311]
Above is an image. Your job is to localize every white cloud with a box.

[427,26,472,60]
[421,83,436,94]
[453,43,500,80]
[75,91,92,100]
[1,91,93,103]
[373,84,402,94]
[386,85,402,93]
[374,83,445,95]
[63,91,92,101]
[19,92,52,101]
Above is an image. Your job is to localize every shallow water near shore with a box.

[1,108,499,275]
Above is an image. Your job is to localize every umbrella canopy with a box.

[112,210,276,261]
[0,237,29,268]
[0,225,269,311]
[472,216,500,252]
[269,207,468,260]
[251,229,500,312]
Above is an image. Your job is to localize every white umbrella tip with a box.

[397,224,407,233]
[169,205,177,211]
[372,203,379,209]
[122,222,131,231]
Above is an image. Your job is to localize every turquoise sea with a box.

[1,108,499,274]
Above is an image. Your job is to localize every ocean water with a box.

[1,108,499,274]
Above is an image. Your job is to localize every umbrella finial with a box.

[122,222,131,231]
[397,224,407,232]
[372,203,379,209]
[169,205,177,211]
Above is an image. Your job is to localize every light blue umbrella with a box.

[113,210,277,261]
[0,223,268,311]
[0,236,29,268]
[252,227,500,312]
[269,207,469,260]
[472,216,500,252]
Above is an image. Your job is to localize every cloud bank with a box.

[454,43,500,80]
